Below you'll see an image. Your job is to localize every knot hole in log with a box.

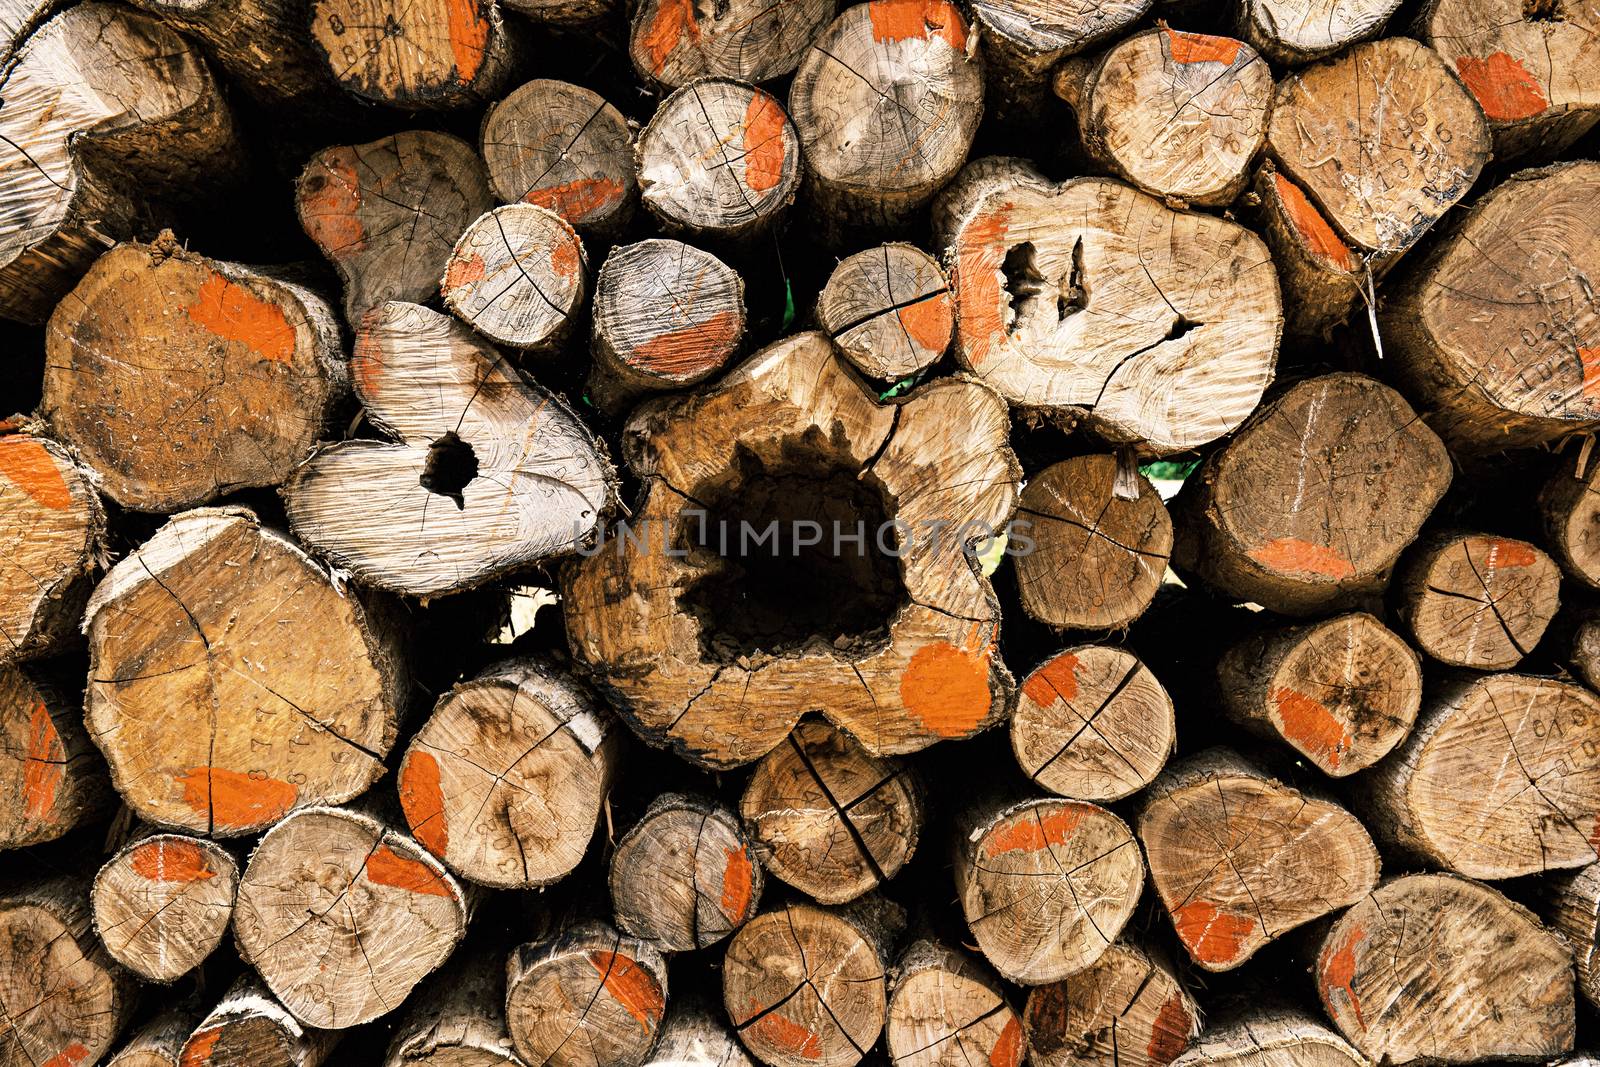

[1001,238,1090,330]
[421,430,480,509]
[1524,0,1561,20]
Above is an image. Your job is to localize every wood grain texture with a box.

[1395,531,1560,670]
[92,832,238,981]
[178,975,340,1066]
[441,204,587,352]
[885,939,1020,1067]
[0,666,111,851]
[1023,939,1197,1067]
[816,243,951,382]
[308,0,516,108]
[629,0,835,88]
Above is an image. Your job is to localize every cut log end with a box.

[1023,940,1198,1067]
[1241,0,1401,64]
[817,244,952,382]
[629,0,834,87]
[178,976,339,1067]
[1169,1007,1366,1067]
[442,204,587,352]
[1396,531,1561,670]
[308,0,513,107]
[1543,451,1600,589]
[91,833,238,982]
[385,948,520,1065]
[885,940,1021,1067]
[0,666,112,850]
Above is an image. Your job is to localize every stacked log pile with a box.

[3,0,1600,1064]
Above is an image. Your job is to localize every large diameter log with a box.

[386,949,521,1065]
[885,940,1020,1067]
[1394,531,1560,669]
[282,301,615,597]
[816,244,951,383]
[1545,864,1600,1011]
[1168,1008,1365,1067]
[936,159,1281,455]
[1173,373,1451,615]
[1137,749,1379,971]
[740,720,921,905]
[1246,165,1363,339]
[1360,672,1600,879]
[91,832,238,981]
[1023,939,1198,1067]
[235,806,471,1029]
[0,2,238,324]
[967,0,1144,122]
[308,0,516,108]
[83,506,403,835]
[1383,161,1600,453]
[1238,0,1400,63]
[0,666,112,850]
[42,238,345,512]
[955,795,1143,985]
[107,1002,204,1066]
[297,132,494,325]
[1317,873,1574,1064]
[1542,451,1600,589]
[123,0,336,108]
[789,0,982,236]
[563,332,1019,767]
[1217,612,1422,775]
[179,976,339,1067]
[441,204,587,353]
[630,0,834,88]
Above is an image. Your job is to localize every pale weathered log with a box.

[967,0,1145,122]
[0,665,112,851]
[1394,531,1561,670]
[885,939,1021,1067]
[384,948,522,1066]
[1022,938,1198,1067]
[1238,0,1401,64]
[1542,451,1600,590]
[1545,864,1600,1012]
[441,204,588,353]
[1168,1006,1365,1067]
[308,0,517,108]
[816,244,951,383]
[124,0,337,108]
[106,1001,204,1067]
[645,1000,754,1067]
[629,0,834,89]
[91,830,238,981]
[178,975,340,1067]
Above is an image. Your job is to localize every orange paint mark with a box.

[40,1043,90,1067]
[1322,923,1366,1028]
[589,951,665,1031]
[632,310,740,376]
[180,1027,223,1067]
[743,94,788,194]
[445,0,489,83]
[364,844,454,897]
[954,207,1009,365]
[1455,52,1548,121]
[1249,536,1355,579]
[867,0,968,51]
[550,237,580,282]
[301,147,365,257]
[352,319,385,400]
[1478,537,1538,568]
[1166,30,1241,65]
[1273,174,1355,273]
[720,845,753,922]
[983,807,1083,858]
[989,1016,1023,1067]
[0,436,72,510]
[187,274,296,365]
[525,177,625,224]
[1271,687,1351,770]
[23,703,64,820]
[747,1003,823,1060]
[639,0,700,75]
[1021,652,1079,707]
[1172,900,1255,965]
[129,839,218,884]
[1147,995,1192,1064]
[897,291,952,353]
[443,252,486,292]
[901,639,991,737]
[1580,347,1600,402]
[399,750,448,857]
[176,767,297,831]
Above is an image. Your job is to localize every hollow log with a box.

[441,204,588,353]
[1238,0,1400,64]
[739,719,921,905]
[629,0,834,89]
[966,0,1145,123]
[885,939,1021,1067]
[106,1001,204,1067]
[1394,531,1561,670]
[42,237,345,513]
[178,976,339,1067]
[1542,451,1600,590]
[1168,1007,1365,1067]
[91,831,238,981]
[816,244,952,383]
[124,0,336,108]
[1022,939,1199,1067]
[1245,165,1363,339]
[385,948,521,1066]
[308,0,516,108]
[0,666,112,850]
[83,506,403,835]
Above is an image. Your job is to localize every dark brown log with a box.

[501,0,610,28]
[307,0,516,109]
[1237,0,1400,64]
[967,0,1146,123]
[1545,864,1600,1012]
[385,948,522,1065]
[885,939,1021,1067]
[0,666,112,851]
[816,244,952,383]
[441,204,588,353]
[106,1001,204,1066]
[91,831,238,981]
[1022,939,1199,1067]
[1542,451,1600,590]
[1394,531,1561,670]
[178,976,339,1067]
[1245,164,1363,339]
[1168,1007,1365,1067]
[124,0,336,108]
[629,0,834,89]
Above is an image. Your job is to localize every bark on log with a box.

[610,792,763,951]
[1010,645,1175,801]
[0,2,238,324]
[1245,165,1363,339]
[1394,531,1561,670]
[629,0,834,89]
[106,1001,204,1066]
[739,720,921,905]
[0,0,53,59]
[481,79,637,240]
[1359,672,1600,879]
[234,805,472,1029]
[91,831,238,981]
[1383,161,1600,453]
[816,244,952,383]
[297,131,494,326]
[1316,873,1574,1064]
[789,0,982,238]
[0,666,112,851]
[501,0,610,29]
[42,237,345,513]
[83,506,403,835]
[505,920,670,1067]
[1022,939,1199,1067]
[441,204,588,353]
[1542,451,1600,590]
[966,0,1145,123]
[1172,373,1451,616]
[398,659,619,890]
[1545,864,1600,1012]
[955,794,1143,985]
[936,158,1281,454]
[645,1001,754,1067]
[1167,1007,1365,1067]
[308,0,516,109]
[1238,0,1401,64]
[384,948,521,1065]
[0,432,102,665]
[123,0,336,108]
[282,301,615,597]
[885,939,1021,1067]
[1574,611,1600,692]
[637,78,800,242]
[1013,454,1172,631]
[1137,749,1379,971]
[178,976,339,1067]
[1216,612,1422,776]
[1052,29,1271,207]
[563,331,1019,767]
[588,238,745,414]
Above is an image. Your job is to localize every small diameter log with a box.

[0,877,137,1067]
[1168,1008,1365,1067]
[955,795,1143,985]
[1394,532,1561,670]
[107,1002,204,1067]
[283,301,614,597]
[885,939,1021,1067]
[0,666,111,850]
[740,720,921,905]
[83,507,402,835]
[1014,455,1172,630]
[1542,451,1600,589]
[481,80,637,239]
[1052,29,1271,207]
[1360,672,1600,879]
[646,1002,754,1067]
[966,0,1145,122]
[630,0,834,89]
[816,244,951,382]
[385,949,521,1066]
[937,158,1280,454]
[0,433,102,664]
[179,976,339,1067]
[234,806,471,1029]
[1238,0,1400,64]
[308,0,515,108]
[1317,873,1574,1064]
[588,239,745,413]
[91,832,238,982]
[505,921,670,1067]
[441,204,587,353]
[1024,939,1197,1067]
[638,79,800,242]
[123,0,335,108]
[297,131,494,325]
[1574,612,1600,692]
[42,238,345,512]
[0,3,238,324]
[1246,166,1362,338]
[724,900,893,1067]
[610,793,763,951]
[1172,373,1451,616]
[1137,749,1379,971]
[1011,646,1174,802]
[1217,612,1422,775]
[789,1,981,237]
[1546,864,1600,1011]
[398,659,619,889]
[1384,161,1600,453]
